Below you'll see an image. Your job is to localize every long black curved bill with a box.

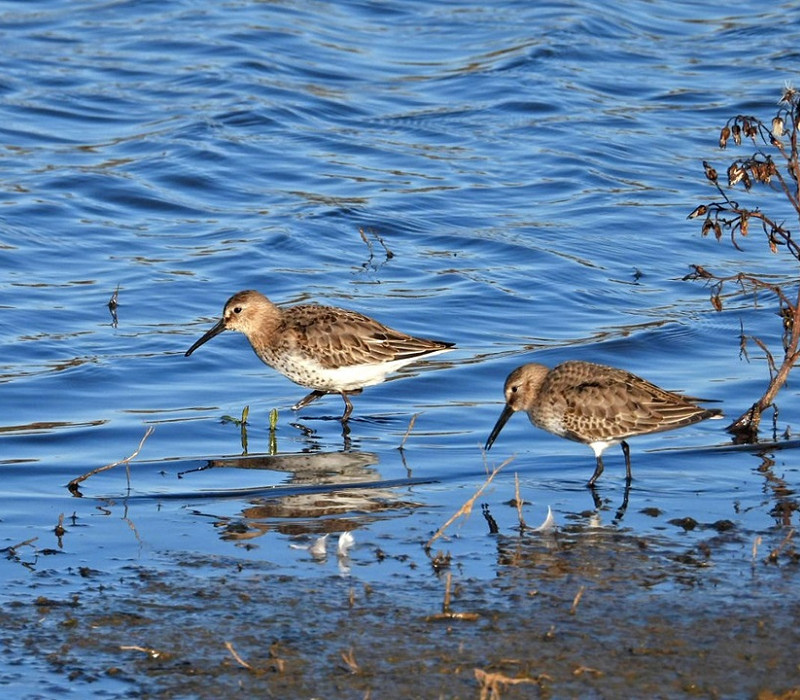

[185,318,227,357]
[484,404,514,451]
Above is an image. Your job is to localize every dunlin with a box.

[185,290,454,420]
[485,361,722,486]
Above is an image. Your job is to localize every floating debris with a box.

[108,285,120,328]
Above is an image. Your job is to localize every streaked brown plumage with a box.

[485,361,722,486]
[185,290,454,420]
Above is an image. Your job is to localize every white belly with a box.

[264,350,449,392]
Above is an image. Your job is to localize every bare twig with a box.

[398,412,420,450]
[224,641,254,671]
[767,528,795,564]
[474,668,547,700]
[358,228,394,270]
[442,570,453,612]
[752,535,762,561]
[359,227,373,260]
[340,647,360,675]
[573,665,604,678]
[425,454,515,551]
[68,426,155,494]
[569,585,586,615]
[268,407,278,456]
[120,645,164,659]
[425,570,481,622]
[108,285,119,328]
[513,472,527,530]
[372,230,393,259]
[1,536,38,556]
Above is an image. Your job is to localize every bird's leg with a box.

[292,390,328,411]
[339,392,354,421]
[587,454,604,487]
[336,389,362,422]
[621,441,632,483]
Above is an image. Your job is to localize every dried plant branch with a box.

[425,571,481,622]
[513,472,527,530]
[425,454,515,551]
[474,668,548,700]
[442,570,453,612]
[358,227,393,270]
[1,536,38,566]
[224,641,256,671]
[398,412,420,450]
[108,285,120,328]
[68,426,155,494]
[340,647,360,675]
[120,645,165,659]
[569,585,586,615]
[766,527,796,564]
[752,535,763,562]
[688,86,800,440]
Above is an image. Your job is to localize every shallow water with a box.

[2,0,800,697]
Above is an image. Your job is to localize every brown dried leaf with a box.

[703,161,718,182]
[688,204,708,220]
[728,163,744,186]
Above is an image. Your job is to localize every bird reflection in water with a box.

[181,451,421,544]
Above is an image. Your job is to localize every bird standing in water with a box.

[185,290,454,420]
[485,361,722,486]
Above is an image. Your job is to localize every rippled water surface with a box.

[3,0,800,697]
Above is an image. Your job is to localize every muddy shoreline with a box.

[6,518,799,699]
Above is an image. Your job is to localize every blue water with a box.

[2,0,800,695]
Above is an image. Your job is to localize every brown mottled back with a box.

[486,360,722,487]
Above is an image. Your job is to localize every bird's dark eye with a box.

[511,386,518,393]
[233,306,243,314]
